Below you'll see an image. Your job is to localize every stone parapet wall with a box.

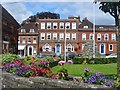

[2,72,110,88]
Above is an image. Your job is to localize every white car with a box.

[105,53,117,58]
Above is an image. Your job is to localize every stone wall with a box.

[2,72,110,88]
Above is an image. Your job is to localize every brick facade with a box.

[18,16,117,57]
[1,5,20,54]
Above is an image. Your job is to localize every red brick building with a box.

[18,16,117,57]
[78,17,117,55]
[1,5,20,54]
[18,22,39,57]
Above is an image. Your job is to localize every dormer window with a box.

[30,29,34,33]
[83,26,88,28]
[21,29,26,33]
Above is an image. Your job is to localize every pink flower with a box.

[67,60,73,63]
[58,61,66,66]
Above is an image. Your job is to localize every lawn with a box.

[51,63,117,76]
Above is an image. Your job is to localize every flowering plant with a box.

[67,60,73,64]
[82,68,114,87]
[57,68,68,80]
[58,61,66,66]
[2,57,52,77]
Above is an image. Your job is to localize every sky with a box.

[1,0,115,25]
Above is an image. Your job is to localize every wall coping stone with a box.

[2,72,112,88]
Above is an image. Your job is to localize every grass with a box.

[51,63,117,76]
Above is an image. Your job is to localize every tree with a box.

[21,12,60,25]
[95,1,120,77]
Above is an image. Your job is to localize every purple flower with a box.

[95,72,102,77]
[84,68,90,72]
[40,61,46,65]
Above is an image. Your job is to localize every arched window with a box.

[66,43,74,52]
[29,47,32,55]
[42,43,51,52]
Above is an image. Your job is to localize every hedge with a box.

[73,56,117,64]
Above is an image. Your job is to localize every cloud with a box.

[1,1,115,25]
[1,0,94,3]
[2,2,33,24]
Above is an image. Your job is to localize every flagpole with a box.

[93,4,95,58]
[64,28,66,62]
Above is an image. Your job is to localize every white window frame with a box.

[41,22,45,29]
[47,33,51,40]
[65,22,70,29]
[89,33,94,40]
[30,29,34,33]
[72,22,76,29]
[41,33,45,40]
[97,33,101,41]
[21,29,26,33]
[33,47,37,54]
[53,33,57,40]
[66,44,74,52]
[22,37,25,43]
[82,33,86,40]
[104,33,109,41]
[60,33,64,40]
[72,33,76,40]
[28,37,31,43]
[53,22,57,29]
[111,33,116,40]
[33,37,36,44]
[47,22,51,29]
[59,22,64,29]
[66,33,70,40]
[42,43,51,52]
[109,44,113,51]
[83,26,88,28]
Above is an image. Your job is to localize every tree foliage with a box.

[95,1,120,26]
[21,12,60,25]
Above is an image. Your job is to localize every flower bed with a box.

[2,55,52,77]
[2,54,119,88]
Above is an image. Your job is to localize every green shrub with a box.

[57,67,68,80]
[73,56,88,64]
[23,56,36,65]
[73,56,117,64]
[46,56,54,62]
[59,56,70,61]
[2,53,20,65]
